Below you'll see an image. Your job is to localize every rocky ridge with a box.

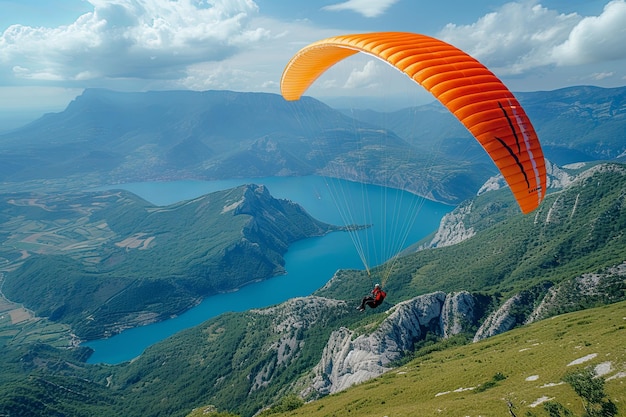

[526,261,626,324]
[420,161,619,249]
[248,297,348,392]
[301,291,477,396]
[291,262,624,398]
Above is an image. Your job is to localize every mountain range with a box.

[2,85,624,203]
[0,85,624,416]
[346,85,626,166]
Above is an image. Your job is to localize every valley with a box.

[0,86,624,416]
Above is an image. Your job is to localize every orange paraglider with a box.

[280,32,546,214]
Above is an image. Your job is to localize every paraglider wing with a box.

[280,32,546,214]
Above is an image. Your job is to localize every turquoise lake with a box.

[84,176,453,364]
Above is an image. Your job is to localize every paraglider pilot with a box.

[357,283,386,311]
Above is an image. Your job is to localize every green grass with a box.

[269,300,626,417]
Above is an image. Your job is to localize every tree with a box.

[258,394,304,416]
[563,369,618,417]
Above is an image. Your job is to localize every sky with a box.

[1,0,625,129]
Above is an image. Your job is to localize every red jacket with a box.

[372,287,386,304]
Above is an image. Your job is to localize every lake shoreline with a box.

[82,176,453,364]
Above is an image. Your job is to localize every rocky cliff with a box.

[295,261,625,398]
[473,261,626,341]
[419,160,608,249]
[425,201,476,248]
[300,291,479,397]
[282,162,626,399]
[248,297,349,393]
[526,261,626,324]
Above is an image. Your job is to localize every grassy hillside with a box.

[263,300,625,417]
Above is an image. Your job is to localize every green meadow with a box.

[260,300,626,417]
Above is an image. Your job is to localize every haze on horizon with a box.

[1,0,625,131]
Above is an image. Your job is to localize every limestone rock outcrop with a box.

[303,291,479,397]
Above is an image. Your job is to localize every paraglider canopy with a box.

[280,31,547,214]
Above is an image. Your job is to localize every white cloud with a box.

[344,60,383,89]
[1,0,623,113]
[0,0,269,83]
[551,0,626,65]
[437,0,626,76]
[322,0,399,18]
[177,16,341,93]
[591,71,614,80]
[438,1,580,74]
[180,62,256,91]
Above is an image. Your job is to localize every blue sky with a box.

[1,0,625,129]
